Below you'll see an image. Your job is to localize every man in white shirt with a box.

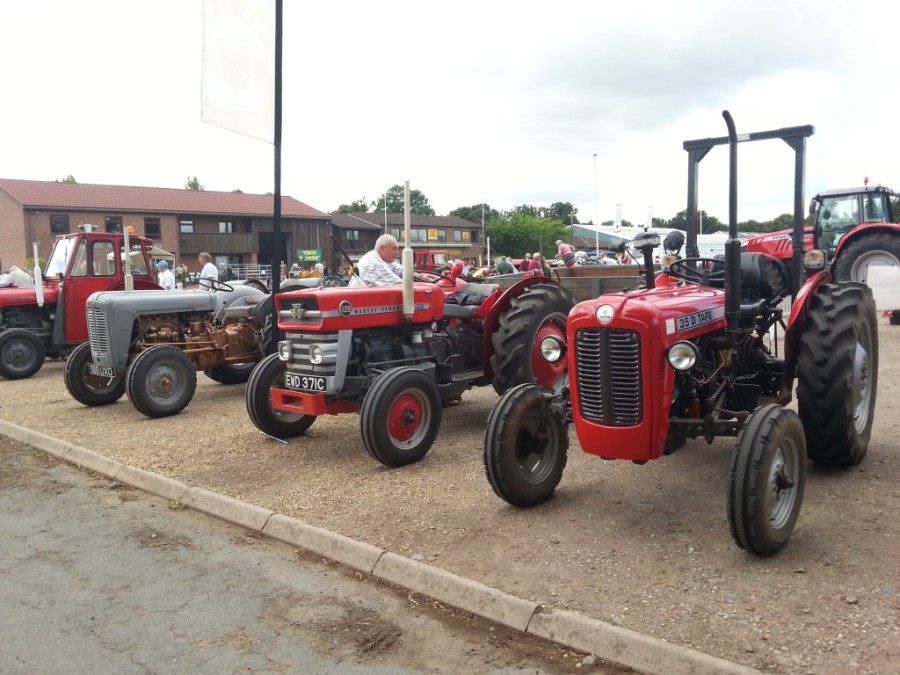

[157,260,176,290]
[349,235,403,287]
[198,251,219,290]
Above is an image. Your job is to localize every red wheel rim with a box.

[388,392,424,442]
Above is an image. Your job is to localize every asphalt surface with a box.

[0,438,619,675]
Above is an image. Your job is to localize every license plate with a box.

[88,363,116,378]
[284,372,326,392]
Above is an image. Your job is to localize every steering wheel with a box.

[206,278,235,292]
[414,271,457,287]
[666,258,726,286]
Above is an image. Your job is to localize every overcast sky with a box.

[2,1,897,227]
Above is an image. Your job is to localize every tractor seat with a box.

[220,294,269,318]
[442,283,499,320]
[738,253,785,302]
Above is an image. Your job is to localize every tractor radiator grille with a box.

[86,306,110,358]
[575,328,642,426]
[284,331,339,377]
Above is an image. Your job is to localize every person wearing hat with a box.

[157,260,176,290]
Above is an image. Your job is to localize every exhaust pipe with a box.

[402,181,414,320]
[722,110,741,337]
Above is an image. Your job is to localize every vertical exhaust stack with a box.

[32,241,44,307]
[722,110,741,336]
[402,181,415,320]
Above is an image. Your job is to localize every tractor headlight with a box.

[277,340,291,361]
[804,249,827,270]
[309,344,324,365]
[539,336,564,363]
[666,341,699,371]
[595,304,615,324]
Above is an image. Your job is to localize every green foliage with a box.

[335,197,370,214]
[55,175,77,184]
[449,203,499,224]
[486,213,569,258]
[24,257,47,270]
[373,185,435,216]
[185,176,205,191]
[545,202,579,224]
[232,188,243,193]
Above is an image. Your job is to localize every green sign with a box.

[296,249,321,262]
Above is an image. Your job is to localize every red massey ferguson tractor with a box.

[0,227,160,380]
[483,111,878,556]
[245,267,574,468]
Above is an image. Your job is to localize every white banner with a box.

[201,0,275,143]
[613,203,622,232]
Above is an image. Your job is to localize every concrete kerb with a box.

[0,419,761,675]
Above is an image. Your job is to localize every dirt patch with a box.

[1,319,898,673]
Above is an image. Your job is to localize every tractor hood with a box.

[0,281,60,309]
[568,284,727,341]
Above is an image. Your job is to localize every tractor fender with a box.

[480,273,571,344]
[781,268,833,400]
[831,222,900,262]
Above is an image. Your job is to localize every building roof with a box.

[330,212,480,229]
[0,178,329,219]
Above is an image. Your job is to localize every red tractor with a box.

[0,226,160,380]
[245,266,574,467]
[483,111,878,556]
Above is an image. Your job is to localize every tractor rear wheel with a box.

[126,345,197,418]
[483,384,568,507]
[64,342,126,406]
[797,283,877,466]
[832,232,900,284]
[245,353,316,439]
[490,283,574,394]
[360,367,442,467]
[0,328,46,380]
[728,404,806,556]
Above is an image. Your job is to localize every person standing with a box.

[348,234,403,287]
[157,260,176,290]
[314,260,325,276]
[198,252,218,290]
[532,252,550,275]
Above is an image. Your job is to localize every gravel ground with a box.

[1,319,897,674]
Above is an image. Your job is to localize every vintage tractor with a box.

[483,111,878,556]
[0,227,161,380]
[245,244,574,468]
[64,277,275,418]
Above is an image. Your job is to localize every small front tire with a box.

[360,367,442,467]
[0,328,46,380]
[245,353,316,439]
[483,384,568,507]
[64,342,126,406]
[728,404,807,557]
[126,346,197,418]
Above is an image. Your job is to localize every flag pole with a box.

[270,0,283,340]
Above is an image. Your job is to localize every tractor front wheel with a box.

[728,404,807,557]
[126,345,197,418]
[483,384,568,507]
[490,283,574,394]
[0,328,46,380]
[797,283,877,467]
[360,367,442,467]
[64,342,126,406]
[245,353,316,439]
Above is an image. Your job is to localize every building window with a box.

[180,219,194,233]
[346,230,359,240]
[144,218,161,240]
[411,228,428,242]
[104,216,123,233]
[389,227,401,240]
[470,230,480,243]
[219,221,234,234]
[454,231,462,242]
[437,229,446,242]
[50,214,70,234]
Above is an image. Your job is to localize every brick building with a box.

[0,178,330,275]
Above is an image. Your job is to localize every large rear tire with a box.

[796,283,877,467]
[490,283,574,394]
[245,353,316,439]
[832,233,900,284]
[126,346,197,418]
[360,367,442,467]
[483,384,568,507]
[728,404,806,557]
[64,342,126,406]
[0,328,46,380]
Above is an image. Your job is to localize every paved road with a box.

[0,439,614,675]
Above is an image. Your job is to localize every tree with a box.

[449,203,499,225]
[545,202,579,225]
[232,189,244,193]
[56,175,77,184]
[185,176,205,191]
[335,197,370,214]
[373,184,435,216]
[486,213,569,258]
